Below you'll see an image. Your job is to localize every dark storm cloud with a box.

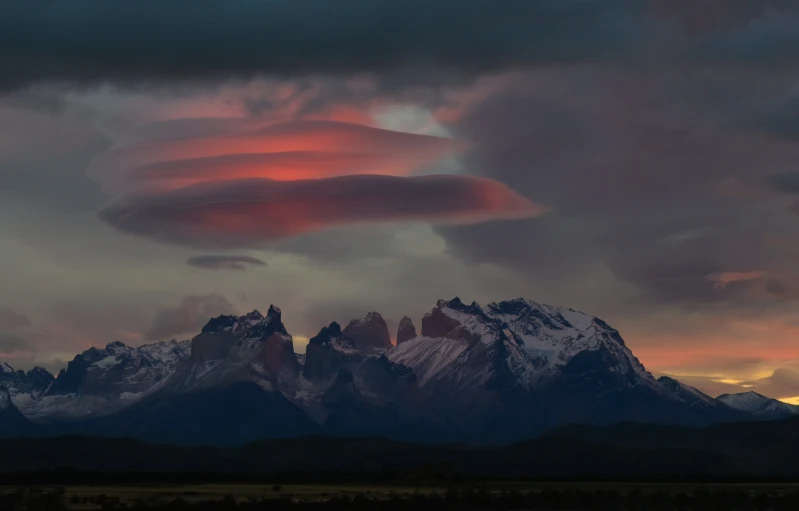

[0,103,109,212]
[437,71,799,312]
[763,172,799,193]
[186,254,267,271]
[0,0,651,92]
[145,293,236,340]
[3,0,799,94]
[684,5,799,66]
[0,333,34,355]
[766,278,790,296]
[0,309,30,330]
[735,96,799,142]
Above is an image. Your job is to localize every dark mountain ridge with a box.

[4,416,799,478]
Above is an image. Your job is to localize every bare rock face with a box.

[420,299,483,343]
[260,333,301,384]
[0,386,31,437]
[358,355,418,402]
[303,322,363,382]
[190,334,234,361]
[0,386,10,411]
[396,316,417,345]
[322,368,361,407]
[342,312,392,353]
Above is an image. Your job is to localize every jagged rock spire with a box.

[342,312,391,352]
[396,316,417,345]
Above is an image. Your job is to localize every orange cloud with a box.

[629,313,799,382]
[705,270,766,289]
[90,119,460,192]
[121,151,437,191]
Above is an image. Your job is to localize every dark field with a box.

[5,483,799,511]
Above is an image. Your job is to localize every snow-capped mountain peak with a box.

[396,297,654,393]
[421,297,499,344]
[201,310,265,334]
[244,305,289,339]
[717,391,799,418]
[484,298,632,369]
[0,362,13,374]
[165,303,300,396]
[308,322,356,353]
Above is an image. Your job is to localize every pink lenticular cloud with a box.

[121,150,442,191]
[90,119,461,192]
[705,270,767,289]
[92,113,542,248]
[100,174,544,248]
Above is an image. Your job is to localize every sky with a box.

[3,0,799,402]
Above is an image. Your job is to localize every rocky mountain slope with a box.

[0,296,774,444]
[0,363,54,408]
[0,387,30,437]
[9,416,799,477]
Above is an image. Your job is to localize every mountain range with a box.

[0,297,794,445]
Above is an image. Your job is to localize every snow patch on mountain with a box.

[94,356,120,369]
[389,337,470,386]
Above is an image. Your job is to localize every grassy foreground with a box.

[5,482,799,509]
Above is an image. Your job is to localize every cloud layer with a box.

[0,333,32,356]
[705,270,767,290]
[101,174,541,248]
[0,0,648,92]
[3,0,799,95]
[186,254,267,271]
[0,309,30,330]
[145,294,235,340]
